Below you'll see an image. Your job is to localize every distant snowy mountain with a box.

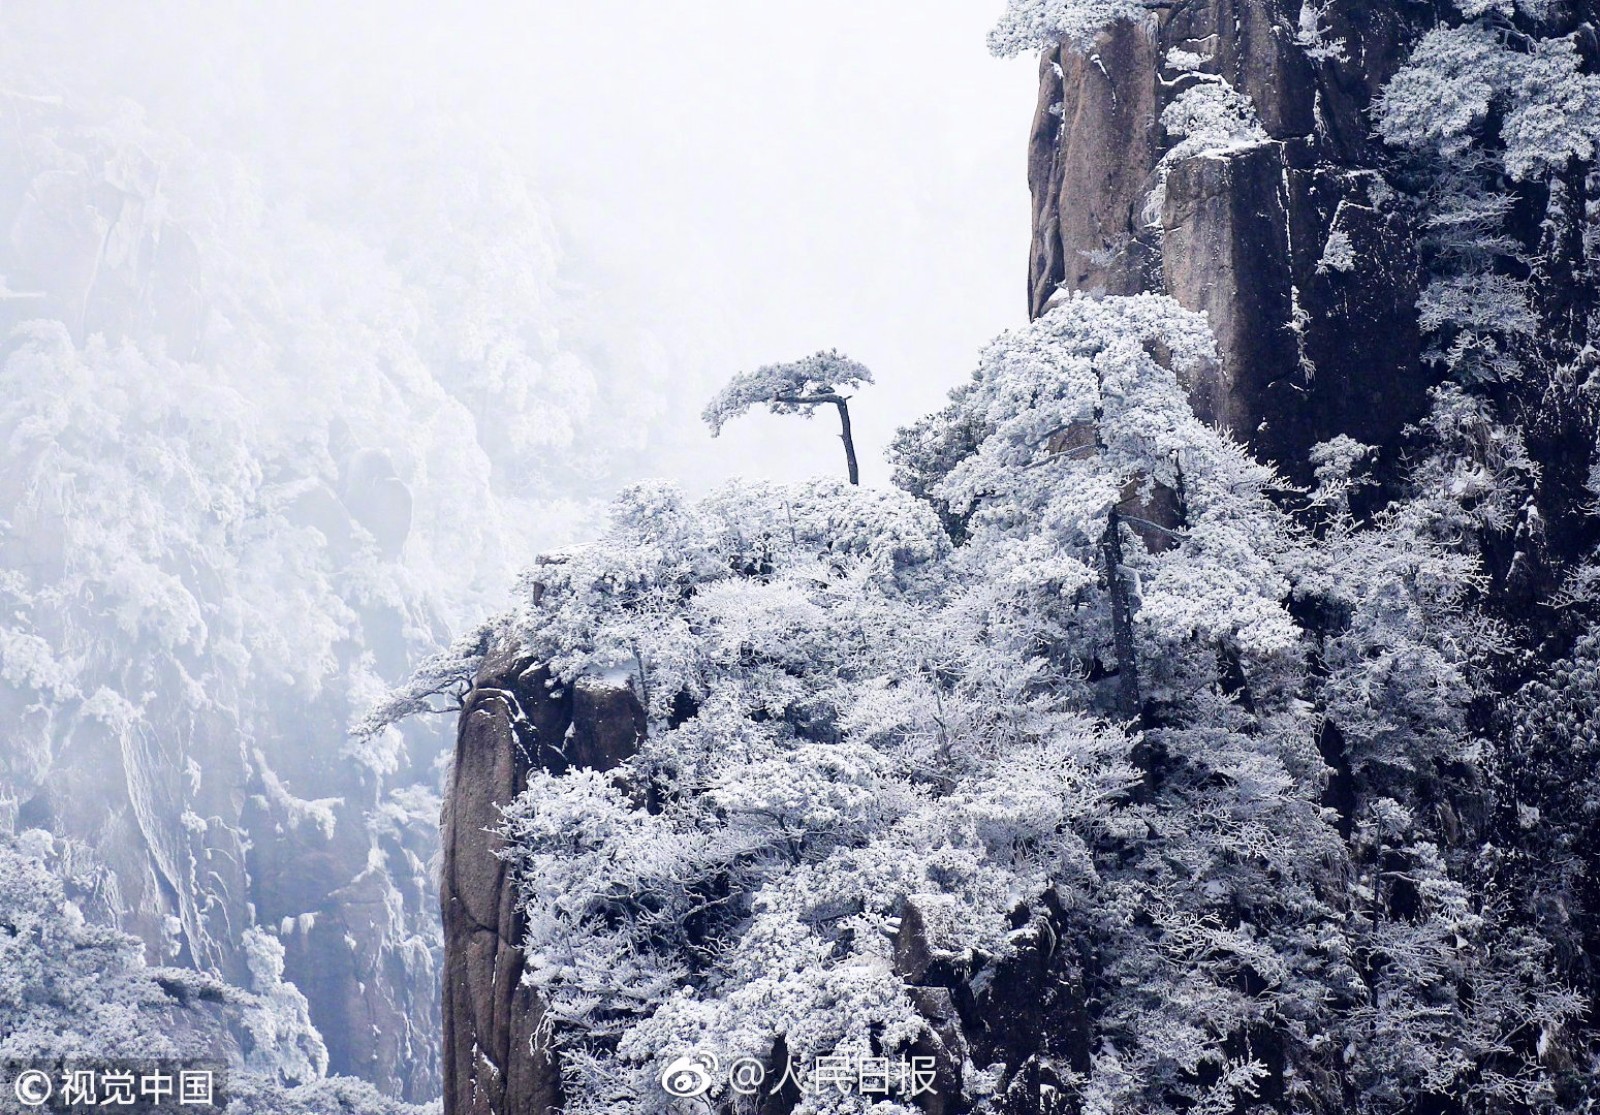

[0,9,678,1101]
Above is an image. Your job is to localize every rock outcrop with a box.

[441,648,644,1115]
[1028,0,1428,476]
[440,4,1600,1113]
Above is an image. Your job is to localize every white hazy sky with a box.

[307,0,1039,492]
[30,1,1041,494]
[501,2,1042,492]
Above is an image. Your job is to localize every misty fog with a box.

[0,2,1034,1103]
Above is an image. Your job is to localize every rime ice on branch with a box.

[703,350,874,484]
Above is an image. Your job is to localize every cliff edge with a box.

[441,648,644,1114]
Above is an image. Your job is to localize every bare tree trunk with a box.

[772,391,861,485]
[1103,509,1140,719]
[834,398,860,486]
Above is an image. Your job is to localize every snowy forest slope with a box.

[406,1,1600,1114]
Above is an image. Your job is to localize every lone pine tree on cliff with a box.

[703,350,873,485]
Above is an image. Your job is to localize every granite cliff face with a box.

[1028,0,1426,475]
[441,649,644,1115]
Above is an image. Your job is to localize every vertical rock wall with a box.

[441,650,644,1115]
[1028,0,1428,474]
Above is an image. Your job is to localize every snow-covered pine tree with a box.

[704,352,875,485]
[375,282,1583,1113]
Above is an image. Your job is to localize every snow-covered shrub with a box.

[379,290,1557,1115]
[0,832,209,1064]
[1317,229,1356,273]
[1376,25,1600,181]
[1142,79,1270,227]
[930,292,1300,666]
[1294,0,1348,62]
[987,0,1153,56]
[238,929,329,1087]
